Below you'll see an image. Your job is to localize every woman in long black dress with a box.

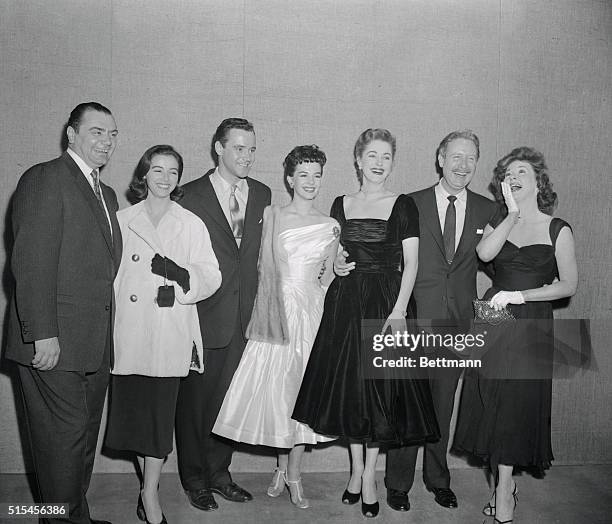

[453,147,577,523]
[293,129,439,518]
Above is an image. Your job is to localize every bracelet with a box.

[391,309,406,317]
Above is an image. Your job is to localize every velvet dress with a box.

[292,194,440,444]
[453,217,571,472]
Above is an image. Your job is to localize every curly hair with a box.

[283,145,327,196]
[353,128,396,186]
[490,146,557,215]
[128,145,185,203]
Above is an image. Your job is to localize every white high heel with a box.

[267,468,285,497]
[284,473,310,509]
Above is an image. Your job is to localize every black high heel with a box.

[342,473,361,505]
[137,494,168,524]
[361,480,379,518]
[341,489,360,505]
[361,500,379,518]
[483,483,518,517]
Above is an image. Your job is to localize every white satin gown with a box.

[213,222,339,447]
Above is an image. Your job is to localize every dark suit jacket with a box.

[6,152,122,372]
[179,170,271,349]
[409,185,498,321]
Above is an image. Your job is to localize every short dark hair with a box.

[353,128,396,185]
[437,129,480,161]
[283,145,327,195]
[210,118,255,165]
[128,145,185,203]
[67,102,112,131]
[491,146,557,215]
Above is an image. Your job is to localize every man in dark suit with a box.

[384,130,498,512]
[6,102,122,524]
[175,118,271,511]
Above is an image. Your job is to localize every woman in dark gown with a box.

[453,147,578,523]
[293,129,439,518]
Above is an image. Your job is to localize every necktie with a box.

[229,184,244,242]
[443,195,457,264]
[90,169,112,240]
[90,169,104,209]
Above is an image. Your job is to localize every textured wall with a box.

[1,0,610,474]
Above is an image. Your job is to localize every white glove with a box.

[489,290,525,311]
[501,181,520,215]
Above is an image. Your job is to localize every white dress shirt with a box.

[67,147,113,234]
[209,168,249,243]
[435,182,467,249]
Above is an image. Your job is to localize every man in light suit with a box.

[175,118,271,511]
[6,102,122,524]
[384,130,498,512]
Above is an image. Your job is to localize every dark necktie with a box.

[90,169,104,209]
[443,195,457,264]
[229,184,244,242]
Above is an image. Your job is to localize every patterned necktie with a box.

[90,169,104,209]
[90,169,112,240]
[443,195,457,264]
[229,184,244,242]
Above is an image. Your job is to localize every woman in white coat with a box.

[105,145,221,524]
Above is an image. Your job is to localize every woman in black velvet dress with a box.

[292,128,439,518]
[453,147,578,523]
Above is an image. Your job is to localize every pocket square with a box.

[476,228,484,234]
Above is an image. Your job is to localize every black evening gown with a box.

[292,194,440,444]
[453,217,571,473]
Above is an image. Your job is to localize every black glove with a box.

[151,254,190,293]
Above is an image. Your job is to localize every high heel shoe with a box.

[267,468,285,497]
[284,474,309,509]
[342,474,361,505]
[341,489,360,505]
[482,484,518,517]
[494,485,517,523]
[361,480,379,518]
[361,500,379,518]
[137,493,168,524]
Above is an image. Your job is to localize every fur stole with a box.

[245,205,290,345]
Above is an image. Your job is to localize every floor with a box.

[1,466,610,523]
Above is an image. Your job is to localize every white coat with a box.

[112,201,221,377]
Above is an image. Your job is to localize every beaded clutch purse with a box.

[473,299,515,325]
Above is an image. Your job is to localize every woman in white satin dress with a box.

[213,145,340,509]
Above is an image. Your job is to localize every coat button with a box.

[132,254,140,262]
[130,295,138,302]
[105,305,110,311]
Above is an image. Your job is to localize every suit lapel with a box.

[198,173,236,245]
[101,183,123,268]
[239,178,262,253]
[63,153,115,257]
[421,186,446,258]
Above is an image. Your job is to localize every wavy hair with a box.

[353,128,396,185]
[128,145,185,203]
[283,145,327,196]
[490,146,557,215]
